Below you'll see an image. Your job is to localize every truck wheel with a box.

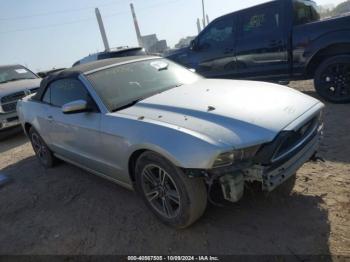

[314,55,350,103]
[29,127,56,168]
[135,151,207,228]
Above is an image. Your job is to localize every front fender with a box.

[101,114,229,172]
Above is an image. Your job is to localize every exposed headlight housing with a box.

[213,145,260,168]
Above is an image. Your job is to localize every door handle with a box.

[47,115,53,122]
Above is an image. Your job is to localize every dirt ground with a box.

[0,81,349,256]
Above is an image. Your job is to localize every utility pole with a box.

[202,0,206,28]
[95,8,110,51]
[130,3,143,47]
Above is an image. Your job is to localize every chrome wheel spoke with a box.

[159,168,166,185]
[141,164,181,219]
[162,197,173,217]
[166,189,180,205]
[146,190,159,202]
[143,169,158,186]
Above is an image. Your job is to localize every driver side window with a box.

[42,78,97,110]
[197,15,234,49]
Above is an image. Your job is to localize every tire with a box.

[135,151,207,228]
[314,55,350,103]
[29,127,56,168]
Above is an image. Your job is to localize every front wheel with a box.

[135,151,207,228]
[314,55,350,103]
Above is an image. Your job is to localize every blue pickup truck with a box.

[166,0,350,103]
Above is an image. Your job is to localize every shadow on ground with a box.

[0,128,27,154]
[0,156,330,255]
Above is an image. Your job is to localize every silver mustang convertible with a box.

[17,56,324,228]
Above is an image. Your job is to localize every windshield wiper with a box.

[111,97,145,112]
[111,84,183,112]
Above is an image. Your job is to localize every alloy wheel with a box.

[320,63,350,100]
[141,164,181,219]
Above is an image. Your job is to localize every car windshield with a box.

[0,65,38,84]
[86,59,201,111]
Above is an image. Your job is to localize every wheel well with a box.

[24,123,32,135]
[307,43,350,77]
[128,149,147,182]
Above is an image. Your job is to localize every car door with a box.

[179,14,237,78]
[32,88,54,144]
[235,1,289,80]
[44,78,104,172]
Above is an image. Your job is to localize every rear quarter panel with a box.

[292,16,350,76]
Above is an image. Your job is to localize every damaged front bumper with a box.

[186,125,322,204]
[243,130,320,192]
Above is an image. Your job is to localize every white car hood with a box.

[116,79,321,148]
[0,79,41,97]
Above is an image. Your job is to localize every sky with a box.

[0,0,344,71]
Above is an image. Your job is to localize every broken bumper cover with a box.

[261,130,320,192]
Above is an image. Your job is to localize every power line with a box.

[0,0,121,21]
[0,0,184,35]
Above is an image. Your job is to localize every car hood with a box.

[116,79,321,148]
[0,79,41,97]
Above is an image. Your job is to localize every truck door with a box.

[235,1,289,80]
[183,14,237,78]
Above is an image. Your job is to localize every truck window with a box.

[241,2,280,36]
[197,15,234,49]
[293,0,320,25]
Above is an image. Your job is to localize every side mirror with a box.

[189,39,197,51]
[62,100,88,114]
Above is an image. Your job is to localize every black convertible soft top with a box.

[33,55,156,101]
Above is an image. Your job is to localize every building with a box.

[175,36,196,49]
[141,34,168,54]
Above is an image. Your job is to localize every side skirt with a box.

[53,153,134,191]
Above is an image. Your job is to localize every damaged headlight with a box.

[212,145,260,168]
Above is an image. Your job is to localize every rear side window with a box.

[46,79,89,107]
[198,15,234,49]
[42,87,51,104]
[293,0,320,25]
[241,2,280,36]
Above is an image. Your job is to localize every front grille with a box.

[254,114,320,166]
[2,102,17,112]
[7,116,18,122]
[272,116,318,162]
[1,91,26,103]
[1,91,26,113]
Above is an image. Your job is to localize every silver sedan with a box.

[17,56,324,228]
